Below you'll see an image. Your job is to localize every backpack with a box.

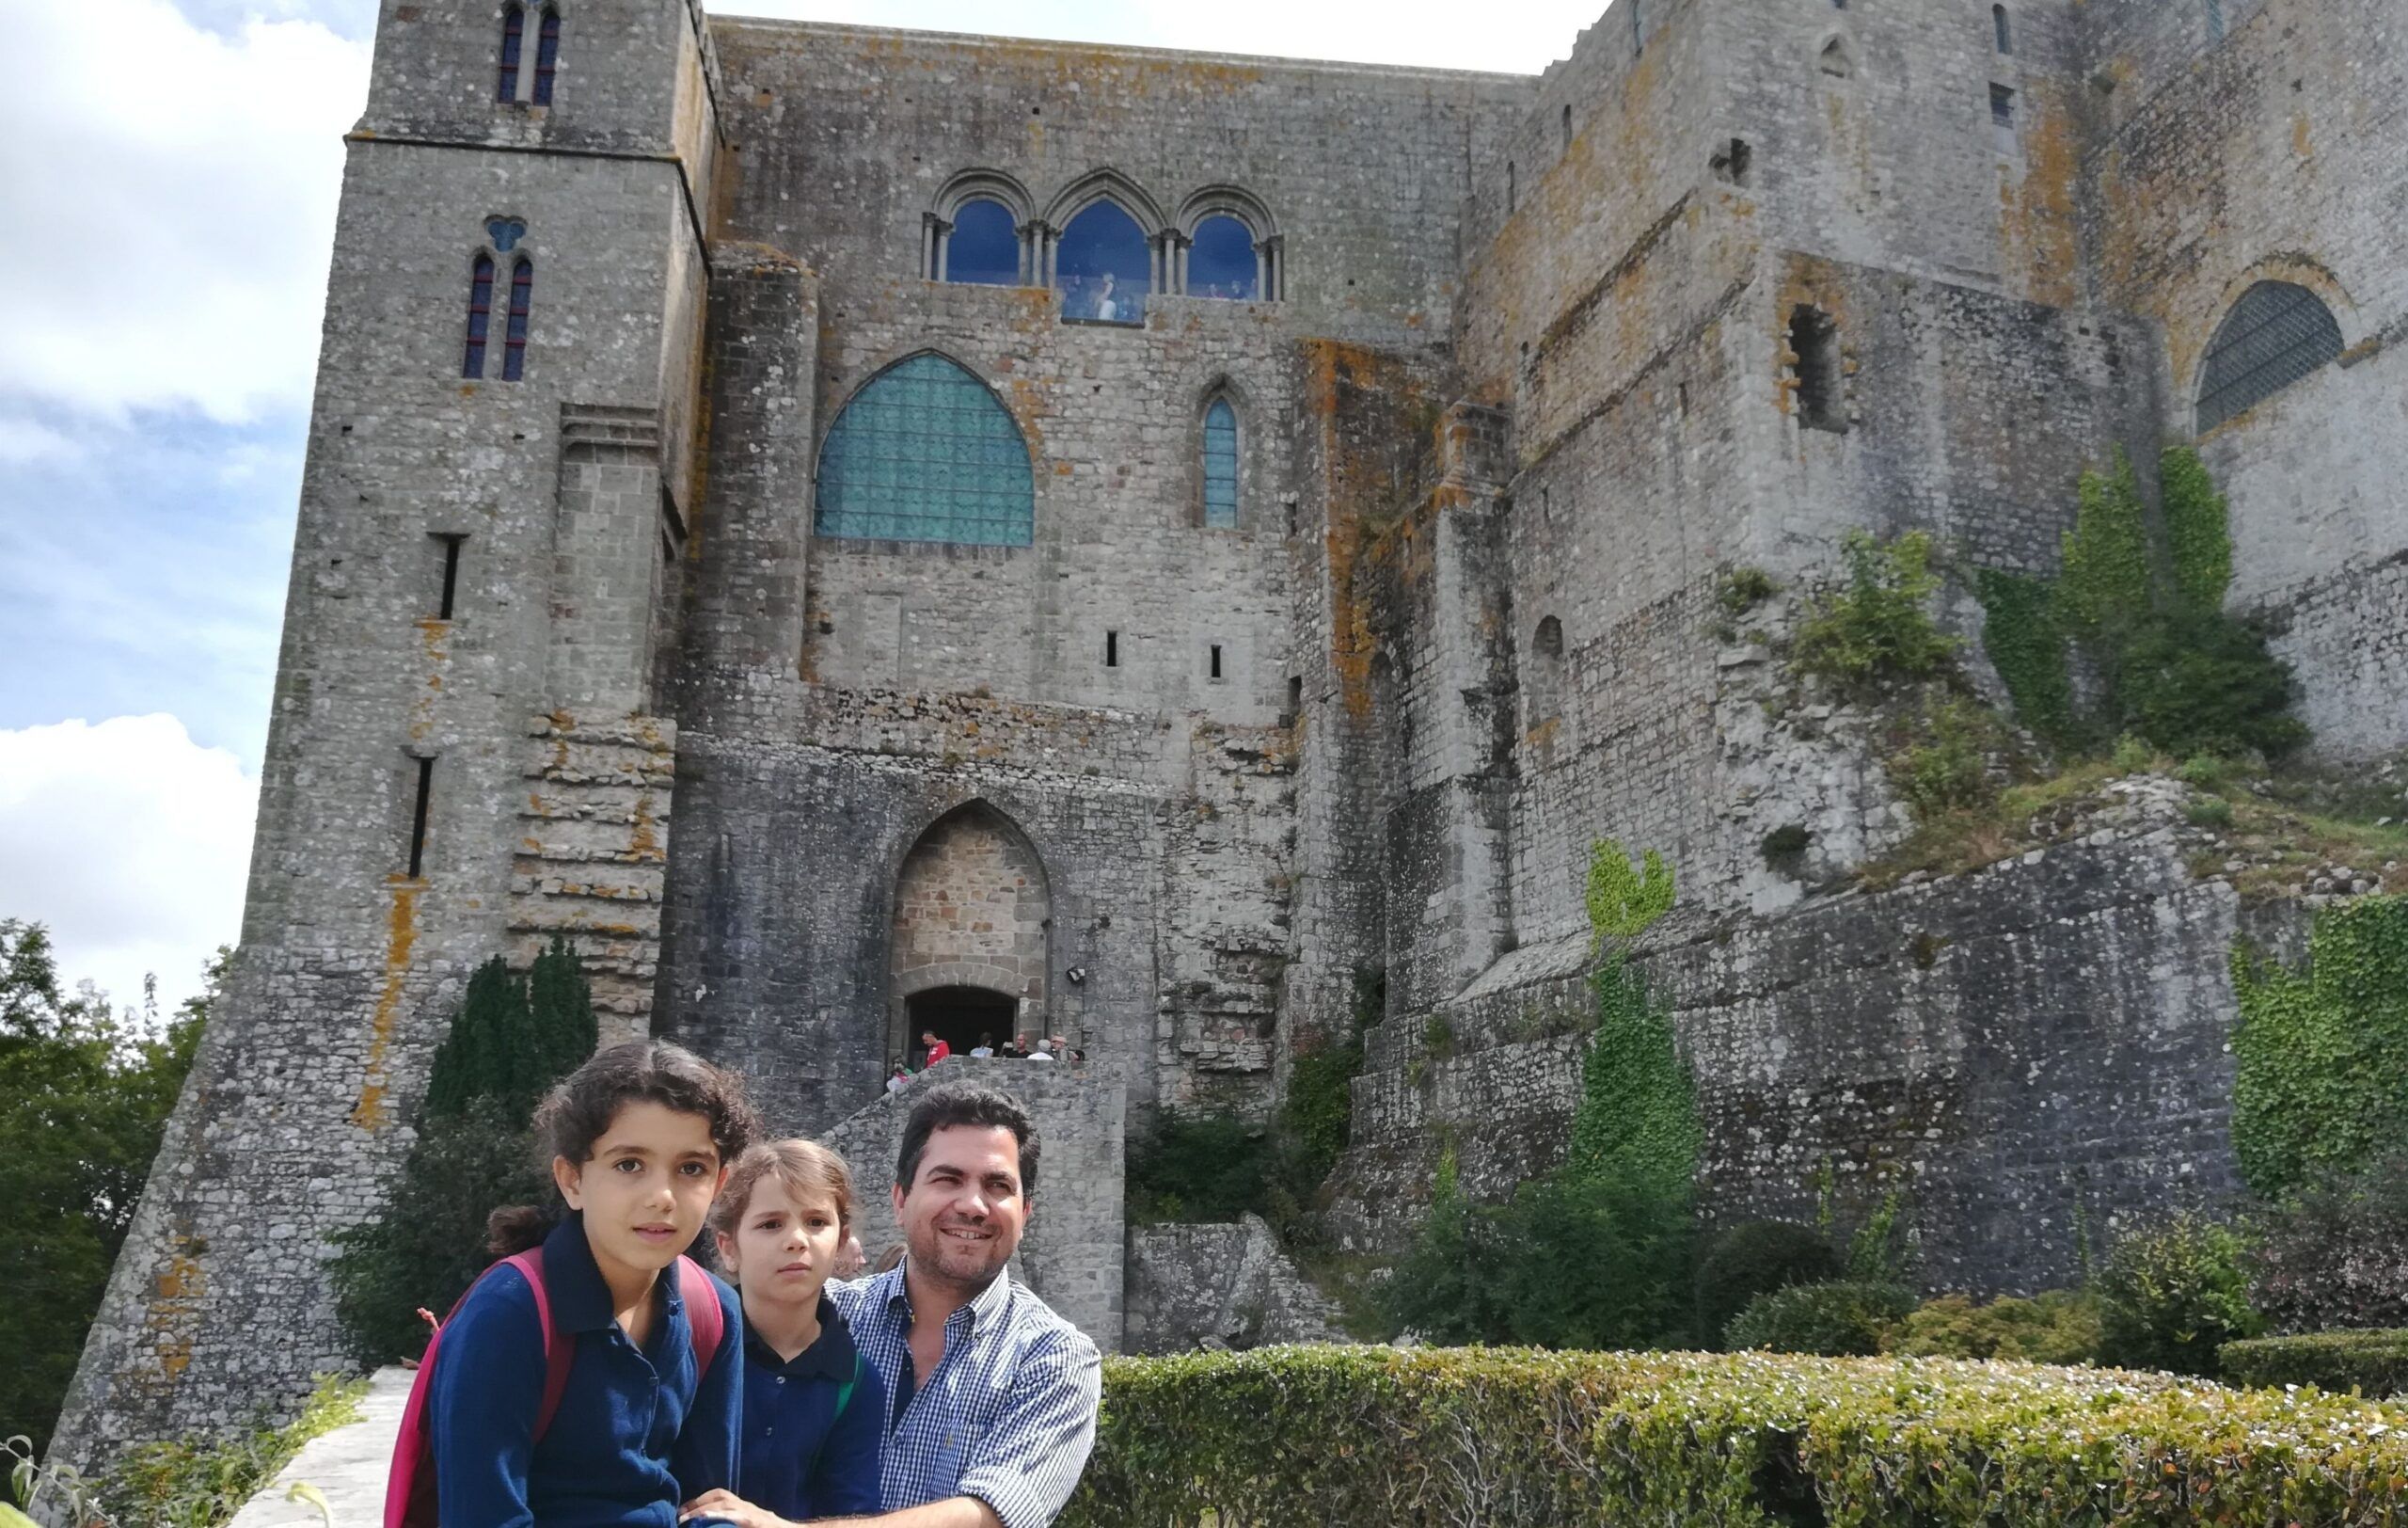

[384,1249,727,1528]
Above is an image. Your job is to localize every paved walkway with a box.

[227,1368,411,1528]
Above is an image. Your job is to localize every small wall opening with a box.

[1788,306,1847,434]
[1820,38,1855,78]
[432,533,465,619]
[906,986,1018,1067]
[406,757,435,878]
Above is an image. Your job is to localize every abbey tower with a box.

[57,0,2407,1460]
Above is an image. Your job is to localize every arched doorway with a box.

[906,985,1019,1064]
[889,802,1051,1066]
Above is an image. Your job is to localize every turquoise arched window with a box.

[816,355,1034,547]
[1202,399,1239,528]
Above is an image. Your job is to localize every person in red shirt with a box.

[921,1029,952,1066]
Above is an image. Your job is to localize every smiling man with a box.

[685,1082,1099,1528]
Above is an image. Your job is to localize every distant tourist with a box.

[887,1066,910,1095]
[835,1234,867,1280]
[922,1029,952,1066]
[1026,1038,1054,1062]
[1001,1034,1029,1059]
[970,1032,997,1058]
[1092,272,1120,323]
[394,1041,755,1525]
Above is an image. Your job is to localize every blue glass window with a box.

[1203,399,1239,528]
[1057,201,1149,325]
[463,254,494,378]
[533,7,560,104]
[2196,281,2343,433]
[816,355,1034,546]
[947,199,1020,285]
[1189,216,1258,301]
[497,3,523,101]
[501,258,532,381]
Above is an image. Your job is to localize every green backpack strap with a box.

[832,1349,863,1421]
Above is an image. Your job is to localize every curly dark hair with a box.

[487,1039,761,1255]
[895,1082,1039,1200]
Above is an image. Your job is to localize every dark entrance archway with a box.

[906,986,1018,1067]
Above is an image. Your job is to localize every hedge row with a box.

[1061,1345,2408,1527]
[2224,1329,2408,1399]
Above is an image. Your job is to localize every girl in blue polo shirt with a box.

[424,1040,759,1527]
[678,1139,885,1528]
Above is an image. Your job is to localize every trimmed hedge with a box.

[1062,1345,2408,1527]
[2224,1329,2408,1399]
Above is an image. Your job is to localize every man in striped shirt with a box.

[683,1081,1101,1528]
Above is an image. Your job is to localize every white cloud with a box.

[0,0,369,422]
[0,418,77,464]
[0,715,258,1014]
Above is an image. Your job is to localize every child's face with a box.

[554,1100,724,1285]
[717,1176,845,1311]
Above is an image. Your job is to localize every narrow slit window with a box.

[1789,305,1847,434]
[1991,84,2017,128]
[532,7,560,104]
[1507,162,1517,215]
[502,256,532,382]
[2207,0,2226,41]
[1210,645,1224,681]
[1560,104,1574,151]
[1993,5,2013,54]
[1202,398,1240,528]
[1106,630,1120,668]
[434,533,465,619]
[407,758,435,879]
[463,254,495,378]
[498,3,524,101]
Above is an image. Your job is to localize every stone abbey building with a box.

[59,0,2407,1459]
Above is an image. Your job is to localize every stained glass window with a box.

[463,254,494,378]
[1203,399,1239,529]
[1189,216,1258,301]
[502,258,532,382]
[948,199,1020,285]
[816,355,1034,546]
[1057,201,1149,325]
[2197,281,2343,432]
[533,8,560,104]
[498,4,523,101]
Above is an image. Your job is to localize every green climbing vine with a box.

[1976,445,2304,759]
[1566,841,1699,1202]
[1792,530,1961,691]
[2231,896,2408,1200]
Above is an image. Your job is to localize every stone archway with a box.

[889,803,1051,1064]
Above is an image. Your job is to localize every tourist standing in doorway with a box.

[685,1084,1100,1528]
[921,1030,952,1067]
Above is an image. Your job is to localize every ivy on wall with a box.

[1567,840,1698,1204]
[1791,530,1960,691]
[1975,446,2302,759]
[2231,896,2408,1200]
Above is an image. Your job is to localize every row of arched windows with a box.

[497,3,561,105]
[812,353,1248,546]
[925,172,1283,324]
[462,218,533,381]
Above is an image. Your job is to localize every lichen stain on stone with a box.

[628,793,664,862]
[349,879,421,1131]
[1997,88,2080,310]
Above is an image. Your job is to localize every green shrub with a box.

[1062,1345,2408,1528]
[2095,1213,2262,1377]
[1718,565,1778,616]
[100,1374,364,1528]
[2111,733,2156,772]
[1887,1290,2103,1366]
[1893,699,1997,820]
[1694,1220,1842,1348]
[1793,530,1960,690]
[1382,1150,1493,1345]
[2120,611,2305,761]
[2178,753,2232,788]
[2221,1328,2408,1398]
[1726,1279,1916,1356]
[1127,1110,1271,1224]
[2187,797,2236,829]
[2245,1151,2408,1334]
[327,940,596,1363]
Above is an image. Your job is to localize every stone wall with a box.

[1331,813,2272,1297]
[1125,1217,1343,1354]
[819,1058,1126,1352]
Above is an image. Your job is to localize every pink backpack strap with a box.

[504,1249,577,1441]
[677,1256,726,1377]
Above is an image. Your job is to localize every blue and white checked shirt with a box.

[826,1265,1101,1528]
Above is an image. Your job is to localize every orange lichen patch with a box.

[2293,113,2314,159]
[1997,86,2081,309]
[349,878,421,1131]
[627,793,663,862]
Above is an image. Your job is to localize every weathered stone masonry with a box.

[60,0,2406,1457]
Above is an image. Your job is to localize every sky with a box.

[0,0,1603,1013]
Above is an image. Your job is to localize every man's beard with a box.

[910,1215,1012,1290]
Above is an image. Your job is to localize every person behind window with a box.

[1092,273,1118,323]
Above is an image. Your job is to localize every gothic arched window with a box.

[1188,216,1259,302]
[497,4,524,101]
[1056,200,1150,325]
[501,257,532,381]
[462,254,495,378]
[945,199,1021,286]
[1202,398,1240,529]
[2196,281,2344,432]
[532,7,561,104]
[816,355,1035,546]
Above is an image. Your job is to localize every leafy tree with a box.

[0,921,209,1454]
[329,940,595,1363]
